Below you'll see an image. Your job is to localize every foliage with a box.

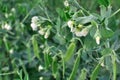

[0,0,120,80]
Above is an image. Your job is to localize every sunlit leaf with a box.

[101,48,112,56]
[78,68,87,80]
[100,27,114,38]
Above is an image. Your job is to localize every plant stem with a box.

[110,8,120,18]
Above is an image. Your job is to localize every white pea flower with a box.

[39,77,43,80]
[67,20,74,28]
[64,0,69,7]
[95,36,100,45]
[38,65,43,72]
[31,16,39,23]
[31,23,38,31]
[11,8,16,12]
[38,29,45,35]
[75,29,88,37]
[75,25,91,37]
[31,16,39,31]
[4,23,12,30]
[40,45,44,49]
[9,48,14,54]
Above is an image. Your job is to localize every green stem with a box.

[73,0,90,15]
[109,8,120,18]
[21,0,41,23]
[0,71,16,76]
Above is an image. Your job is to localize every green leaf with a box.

[100,27,114,38]
[64,42,76,62]
[75,15,96,24]
[68,49,81,80]
[32,36,40,59]
[100,5,107,19]
[107,5,112,17]
[56,17,61,32]
[90,57,104,80]
[108,0,112,5]
[56,8,67,20]
[90,22,97,37]
[53,33,66,45]
[78,68,87,80]
[101,48,112,56]
[97,0,109,7]
[100,5,112,19]
[83,36,97,50]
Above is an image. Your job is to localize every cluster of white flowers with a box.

[31,16,39,31]
[67,20,101,44]
[67,20,91,37]
[30,16,51,39]
[64,0,69,7]
[2,23,12,30]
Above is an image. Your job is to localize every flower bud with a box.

[94,29,101,45]
[101,61,104,67]
[38,29,45,35]
[44,30,50,39]
[96,36,100,45]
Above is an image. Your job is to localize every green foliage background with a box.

[0,0,120,80]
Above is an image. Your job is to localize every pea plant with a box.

[0,0,120,80]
